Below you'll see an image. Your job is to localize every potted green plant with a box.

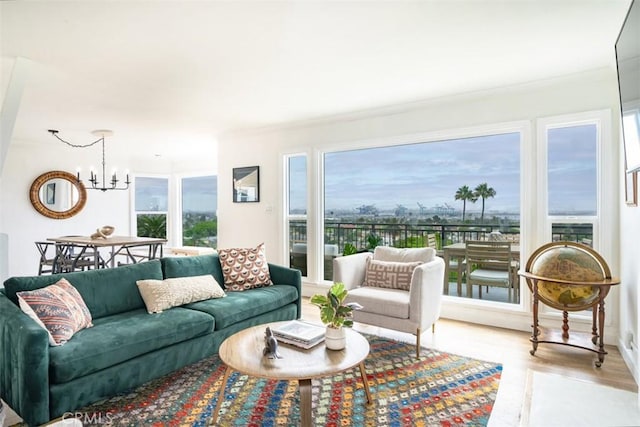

[310,282,362,350]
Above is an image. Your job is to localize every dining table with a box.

[47,235,167,271]
[441,242,520,296]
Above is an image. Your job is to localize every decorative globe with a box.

[526,242,607,311]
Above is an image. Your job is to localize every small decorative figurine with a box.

[263,327,282,359]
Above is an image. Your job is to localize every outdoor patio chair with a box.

[465,240,514,302]
[333,246,445,358]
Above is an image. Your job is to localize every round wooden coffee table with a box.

[211,321,372,426]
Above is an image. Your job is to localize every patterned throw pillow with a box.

[136,274,226,313]
[17,278,93,346]
[363,258,422,291]
[217,243,273,291]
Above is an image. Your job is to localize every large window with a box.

[134,176,168,239]
[321,130,523,301]
[287,155,308,275]
[133,174,218,248]
[537,112,609,317]
[539,112,605,250]
[283,111,615,326]
[181,175,217,248]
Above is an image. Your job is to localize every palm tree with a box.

[474,183,496,223]
[454,185,477,221]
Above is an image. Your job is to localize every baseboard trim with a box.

[618,336,639,389]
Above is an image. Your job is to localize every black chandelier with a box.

[48,129,130,192]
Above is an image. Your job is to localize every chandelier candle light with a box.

[48,129,130,192]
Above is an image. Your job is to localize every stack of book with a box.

[272,320,326,349]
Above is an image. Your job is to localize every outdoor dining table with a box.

[47,235,167,271]
[441,242,520,296]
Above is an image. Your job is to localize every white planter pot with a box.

[325,326,346,350]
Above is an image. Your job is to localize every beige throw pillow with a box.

[217,243,273,291]
[136,274,226,314]
[363,258,422,291]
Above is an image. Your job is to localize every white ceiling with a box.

[0,0,633,161]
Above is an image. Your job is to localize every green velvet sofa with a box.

[0,254,302,426]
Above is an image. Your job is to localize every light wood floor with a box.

[300,298,638,427]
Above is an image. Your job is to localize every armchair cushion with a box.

[363,258,422,291]
[346,287,410,319]
[373,246,435,263]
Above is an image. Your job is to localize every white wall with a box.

[218,67,637,378]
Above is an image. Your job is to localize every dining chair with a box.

[35,241,56,275]
[55,243,105,272]
[465,240,513,302]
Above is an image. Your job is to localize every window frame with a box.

[536,109,615,319]
[536,110,613,253]
[131,174,171,242]
[176,172,219,248]
[132,172,219,249]
[283,153,310,277]
[299,121,530,300]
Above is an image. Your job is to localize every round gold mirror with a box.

[29,171,87,219]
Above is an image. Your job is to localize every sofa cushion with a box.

[17,278,93,346]
[136,274,226,313]
[217,243,273,291]
[161,254,225,286]
[363,258,421,291]
[48,307,214,384]
[184,285,298,330]
[4,260,163,319]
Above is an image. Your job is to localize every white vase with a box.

[325,326,346,350]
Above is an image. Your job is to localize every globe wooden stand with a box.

[519,242,620,368]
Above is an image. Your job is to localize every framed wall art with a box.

[233,166,260,203]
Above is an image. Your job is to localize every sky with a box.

[135,175,217,213]
[136,125,598,217]
[290,125,598,216]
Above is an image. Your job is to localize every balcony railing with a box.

[289,219,593,282]
[290,219,593,252]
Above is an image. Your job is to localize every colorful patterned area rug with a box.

[73,335,502,426]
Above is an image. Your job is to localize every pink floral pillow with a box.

[218,243,273,291]
[17,278,93,346]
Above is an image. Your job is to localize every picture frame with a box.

[625,170,637,206]
[233,166,260,203]
[46,182,56,205]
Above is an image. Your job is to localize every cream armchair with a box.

[334,246,445,358]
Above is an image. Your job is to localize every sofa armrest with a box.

[409,256,445,329]
[268,263,302,318]
[0,294,50,426]
[332,252,372,291]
